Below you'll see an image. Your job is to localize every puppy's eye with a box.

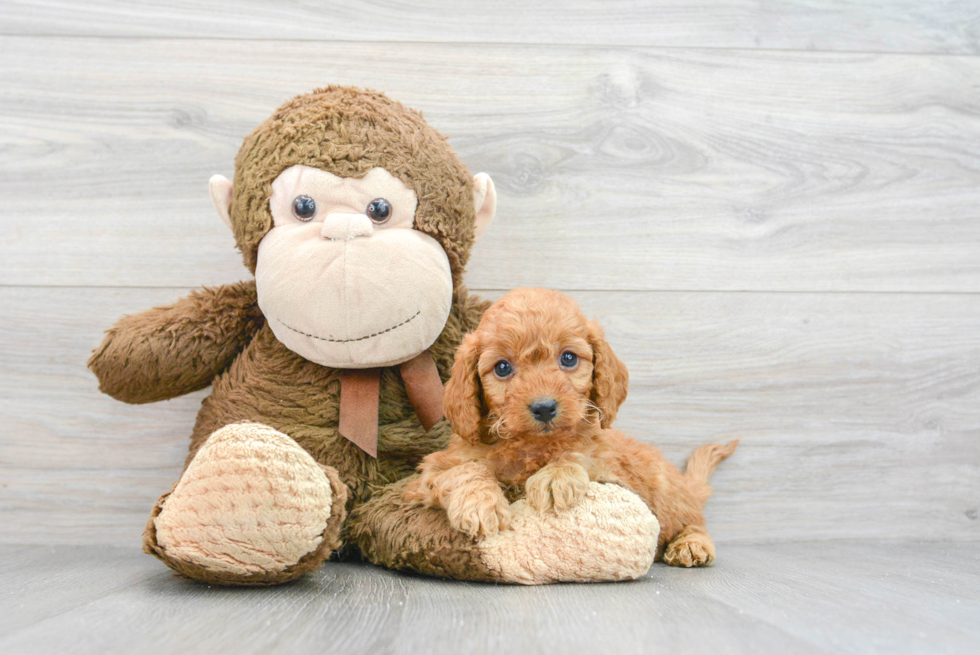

[366,198,391,224]
[560,351,578,368]
[493,360,513,378]
[292,195,317,221]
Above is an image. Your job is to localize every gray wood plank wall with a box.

[2,1,979,53]
[1,1,978,547]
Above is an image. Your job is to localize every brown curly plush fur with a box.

[89,87,499,585]
[89,281,264,404]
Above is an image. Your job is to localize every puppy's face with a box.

[477,306,595,439]
[445,288,629,444]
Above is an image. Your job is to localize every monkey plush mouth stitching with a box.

[277,310,421,344]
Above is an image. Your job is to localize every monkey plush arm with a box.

[89,281,263,404]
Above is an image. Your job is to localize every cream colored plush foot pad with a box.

[479,483,659,584]
[154,422,334,575]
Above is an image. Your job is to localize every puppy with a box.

[404,288,737,567]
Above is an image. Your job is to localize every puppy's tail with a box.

[684,439,739,506]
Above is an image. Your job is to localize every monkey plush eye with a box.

[493,360,513,379]
[559,351,578,368]
[366,198,392,224]
[292,195,317,221]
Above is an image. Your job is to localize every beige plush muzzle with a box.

[253,165,455,368]
[257,225,452,368]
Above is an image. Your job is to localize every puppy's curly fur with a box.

[404,288,737,567]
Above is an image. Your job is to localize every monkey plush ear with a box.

[472,173,496,240]
[209,174,234,230]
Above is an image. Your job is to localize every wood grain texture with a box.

[1,3,978,651]
[2,287,977,546]
[2,38,980,292]
[1,1,978,54]
[0,543,977,655]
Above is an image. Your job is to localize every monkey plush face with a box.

[255,165,453,367]
[208,87,496,369]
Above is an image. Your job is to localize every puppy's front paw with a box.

[525,462,591,512]
[445,489,513,537]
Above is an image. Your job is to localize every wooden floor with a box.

[1,1,979,653]
[0,543,977,655]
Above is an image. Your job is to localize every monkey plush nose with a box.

[321,213,374,240]
[529,398,558,423]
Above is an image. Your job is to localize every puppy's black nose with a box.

[529,398,558,423]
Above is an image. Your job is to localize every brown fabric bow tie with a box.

[338,350,445,458]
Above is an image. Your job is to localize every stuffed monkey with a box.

[89,87,659,585]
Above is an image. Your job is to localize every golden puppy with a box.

[404,288,737,567]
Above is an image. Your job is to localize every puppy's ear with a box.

[444,331,485,443]
[587,320,629,428]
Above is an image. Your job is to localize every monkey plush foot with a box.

[349,480,658,584]
[144,422,348,586]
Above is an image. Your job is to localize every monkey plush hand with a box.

[89,87,658,585]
